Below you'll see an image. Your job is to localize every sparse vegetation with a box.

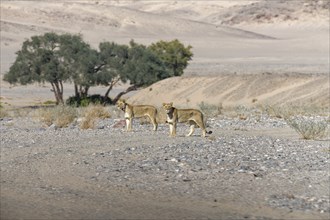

[198,101,222,117]
[38,105,77,127]
[4,33,192,106]
[285,116,328,140]
[234,105,251,120]
[43,100,57,105]
[66,95,112,107]
[256,104,329,140]
[0,106,9,118]
[80,104,111,129]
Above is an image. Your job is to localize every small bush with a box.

[66,95,112,107]
[234,105,250,120]
[83,104,111,119]
[39,105,77,128]
[38,108,54,126]
[80,115,96,130]
[80,104,111,129]
[0,108,9,118]
[198,102,222,117]
[285,116,328,140]
[43,100,57,105]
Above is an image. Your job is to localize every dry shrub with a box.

[39,105,77,127]
[0,107,9,118]
[285,116,328,140]
[198,102,223,118]
[38,108,54,126]
[54,106,77,128]
[234,105,250,120]
[80,104,111,129]
[80,115,96,130]
[83,104,111,119]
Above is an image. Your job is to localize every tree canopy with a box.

[149,39,193,76]
[4,33,194,105]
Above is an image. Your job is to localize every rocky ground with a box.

[0,113,329,219]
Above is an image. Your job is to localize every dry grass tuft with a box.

[198,102,223,118]
[285,116,328,140]
[80,116,96,130]
[80,104,111,129]
[0,103,9,118]
[39,105,77,128]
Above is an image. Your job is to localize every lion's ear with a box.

[170,102,173,106]
[162,103,166,106]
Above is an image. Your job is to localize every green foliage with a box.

[59,34,98,93]
[3,32,90,104]
[4,32,193,105]
[66,95,112,107]
[43,100,57,105]
[95,42,128,86]
[123,40,170,87]
[149,39,193,76]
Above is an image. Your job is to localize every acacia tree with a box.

[3,32,95,104]
[59,34,97,98]
[111,40,170,103]
[4,33,194,105]
[92,40,170,104]
[94,42,129,99]
[4,33,68,104]
[148,39,193,76]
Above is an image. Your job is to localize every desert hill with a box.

[0,0,329,108]
[128,73,329,108]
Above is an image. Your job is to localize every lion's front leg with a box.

[169,123,176,137]
[126,118,133,131]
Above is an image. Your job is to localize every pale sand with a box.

[0,0,329,107]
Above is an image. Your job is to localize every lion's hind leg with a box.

[150,115,158,131]
[146,112,158,131]
[186,120,196,136]
[194,119,208,137]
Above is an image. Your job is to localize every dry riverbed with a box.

[1,115,329,219]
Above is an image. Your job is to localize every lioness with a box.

[162,102,212,137]
[116,99,158,131]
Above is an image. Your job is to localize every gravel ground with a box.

[1,115,329,220]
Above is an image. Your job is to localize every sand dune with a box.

[128,73,329,108]
[0,1,329,107]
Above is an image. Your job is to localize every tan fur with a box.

[116,99,158,131]
[162,102,212,137]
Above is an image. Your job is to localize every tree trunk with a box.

[84,86,89,97]
[104,78,120,98]
[51,81,64,105]
[74,83,79,98]
[50,82,60,105]
[112,85,137,104]
[79,85,89,98]
[54,81,64,105]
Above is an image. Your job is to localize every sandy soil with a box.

[1,0,329,107]
[0,1,329,219]
[128,73,330,109]
[1,116,329,220]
